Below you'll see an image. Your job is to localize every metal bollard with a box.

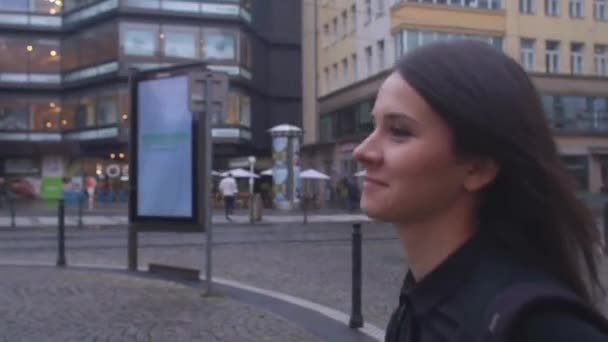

[57,199,66,266]
[9,195,15,229]
[78,193,83,229]
[603,202,608,255]
[349,223,364,329]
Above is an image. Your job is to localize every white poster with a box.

[137,75,193,218]
[42,156,64,177]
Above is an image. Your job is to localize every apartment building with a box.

[303,0,608,194]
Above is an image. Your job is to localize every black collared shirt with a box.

[384,232,608,342]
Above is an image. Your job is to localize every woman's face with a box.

[353,73,473,224]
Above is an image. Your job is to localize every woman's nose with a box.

[353,134,381,167]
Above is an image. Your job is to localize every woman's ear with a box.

[463,158,500,192]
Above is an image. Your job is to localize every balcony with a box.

[549,111,608,135]
[391,0,506,35]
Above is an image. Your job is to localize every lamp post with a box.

[248,155,256,223]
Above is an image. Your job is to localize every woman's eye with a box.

[389,126,411,137]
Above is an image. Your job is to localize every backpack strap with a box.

[478,282,608,342]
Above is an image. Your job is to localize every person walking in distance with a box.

[219,173,237,221]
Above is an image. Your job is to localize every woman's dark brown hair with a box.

[397,40,603,302]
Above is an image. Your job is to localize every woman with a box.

[353,41,608,341]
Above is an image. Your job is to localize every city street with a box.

[0,221,400,341]
[2,220,608,342]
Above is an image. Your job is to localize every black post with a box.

[603,202,608,255]
[128,225,138,271]
[349,223,364,328]
[77,192,83,229]
[9,194,15,229]
[57,199,66,266]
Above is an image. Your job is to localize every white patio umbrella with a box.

[220,168,259,178]
[354,170,366,177]
[260,168,273,176]
[299,169,331,224]
[212,170,221,176]
[299,169,330,180]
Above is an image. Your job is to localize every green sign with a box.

[41,177,63,200]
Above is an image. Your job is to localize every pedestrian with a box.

[218,173,237,221]
[347,178,360,212]
[0,177,6,209]
[353,40,608,342]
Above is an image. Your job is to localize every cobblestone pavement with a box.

[0,265,322,342]
[1,223,606,331]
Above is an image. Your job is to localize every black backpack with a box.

[478,282,608,342]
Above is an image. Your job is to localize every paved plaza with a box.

[1,221,607,341]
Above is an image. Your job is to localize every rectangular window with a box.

[323,23,329,37]
[365,0,372,23]
[570,0,584,17]
[29,39,61,74]
[546,40,560,73]
[520,38,536,71]
[377,40,385,71]
[545,0,560,15]
[121,22,159,57]
[324,67,330,91]
[333,17,338,37]
[352,53,358,81]
[595,44,608,76]
[594,0,607,20]
[377,0,385,16]
[365,46,373,76]
[162,25,199,60]
[407,30,420,52]
[351,5,357,31]
[342,10,348,36]
[342,58,349,84]
[570,42,584,75]
[201,28,236,61]
[394,33,403,59]
[0,99,30,130]
[520,0,535,13]
[333,63,338,89]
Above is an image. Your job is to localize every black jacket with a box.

[384,231,608,342]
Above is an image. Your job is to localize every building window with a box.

[394,33,403,59]
[0,99,29,130]
[162,25,199,60]
[121,22,159,57]
[342,10,348,36]
[562,155,589,191]
[324,67,330,91]
[569,0,584,17]
[377,0,385,16]
[570,42,584,75]
[412,0,503,9]
[201,28,236,61]
[351,5,357,31]
[342,58,349,84]
[365,46,373,76]
[594,0,607,20]
[365,0,372,24]
[520,0,535,13]
[352,53,358,81]
[333,63,338,88]
[323,23,330,37]
[595,44,608,76]
[546,0,560,15]
[333,17,339,37]
[377,40,385,71]
[546,40,560,73]
[520,38,536,71]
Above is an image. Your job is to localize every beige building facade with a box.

[303,0,608,199]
